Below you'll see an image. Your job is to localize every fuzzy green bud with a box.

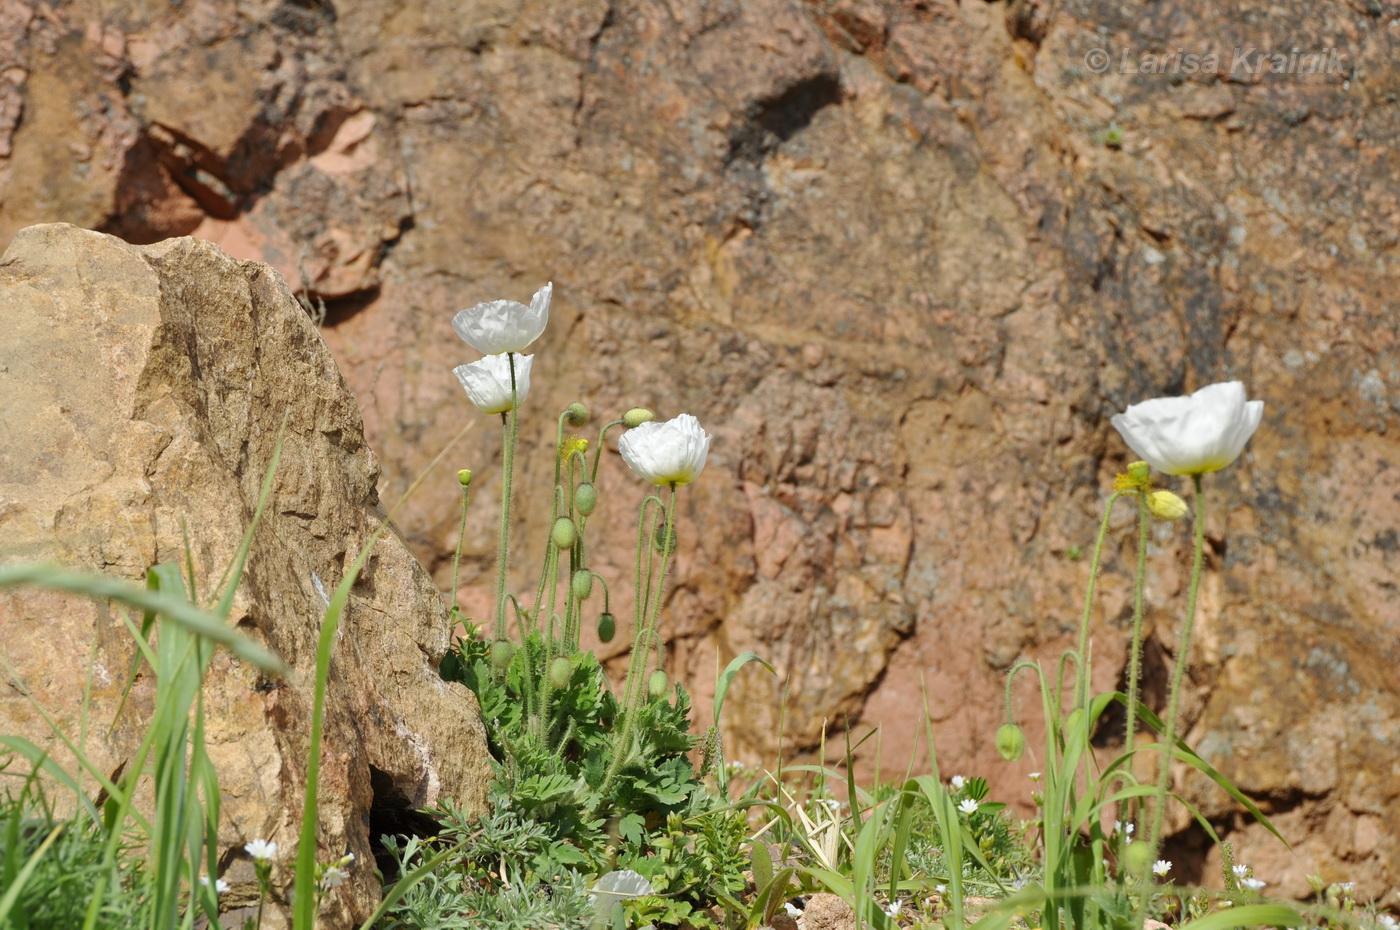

[489,640,515,670]
[548,657,572,688]
[457,469,473,487]
[552,517,577,548]
[1122,841,1153,877]
[1127,460,1151,484]
[1147,489,1188,521]
[564,402,590,426]
[648,668,669,698]
[597,612,616,643]
[571,570,594,600]
[653,520,677,555]
[996,722,1026,762]
[574,482,598,516]
[622,407,654,428]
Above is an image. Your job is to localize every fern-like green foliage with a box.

[437,629,745,925]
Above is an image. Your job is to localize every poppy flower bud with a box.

[574,483,598,516]
[552,517,577,548]
[1122,841,1153,877]
[653,520,677,555]
[457,469,473,487]
[996,723,1026,761]
[622,407,655,428]
[648,669,669,698]
[597,612,616,643]
[572,570,594,600]
[548,657,572,688]
[1147,489,1188,521]
[489,640,515,670]
[564,402,590,426]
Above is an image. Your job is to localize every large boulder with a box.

[4,0,1400,903]
[0,224,491,926]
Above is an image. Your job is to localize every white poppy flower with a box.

[244,839,277,861]
[1111,381,1264,475]
[452,282,551,355]
[617,413,711,487]
[454,353,533,415]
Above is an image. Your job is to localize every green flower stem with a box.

[597,487,678,805]
[491,353,521,644]
[1122,490,1150,821]
[449,482,471,621]
[1076,490,1126,712]
[1147,473,1206,856]
[590,420,625,484]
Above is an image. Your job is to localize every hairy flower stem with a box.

[1147,473,1206,856]
[449,482,471,622]
[1076,491,1126,712]
[1122,491,1150,822]
[491,353,521,644]
[596,487,678,805]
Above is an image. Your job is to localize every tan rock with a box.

[797,892,856,930]
[0,224,491,927]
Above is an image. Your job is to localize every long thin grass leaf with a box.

[0,564,283,672]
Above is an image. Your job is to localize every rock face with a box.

[5,0,1400,903]
[0,224,491,927]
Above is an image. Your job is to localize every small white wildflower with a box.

[950,775,967,791]
[1232,864,1249,878]
[1028,771,1041,781]
[1114,820,1135,836]
[1377,914,1398,929]
[1153,859,1171,877]
[958,798,978,815]
[884,900,903,919]
[1338,882,1356,895]
[1241,877,1266,892]
[244,839,277,861]
[199,875,231,895]
[321,865,350,889]
[935,884,947,894]
[818,798,841,814]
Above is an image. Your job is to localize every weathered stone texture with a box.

[4,0,1400,902]
[0,224,491,926]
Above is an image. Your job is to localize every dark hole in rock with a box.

[368,765,443,881]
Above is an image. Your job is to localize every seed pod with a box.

[648,669,669,698]
[574,483,598,516]
[552,517,577,548]
[457,469,473,487]
[597,612,616,643]
[571,570,594,600]
[548,657,572,688]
